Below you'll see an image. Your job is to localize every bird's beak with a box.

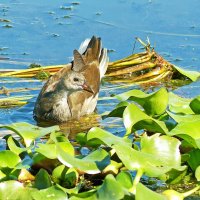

[82,82,94,94]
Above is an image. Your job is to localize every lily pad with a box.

[97,174,124,200]
[116,171,133,190]
[87,127,132,147]
[116,88,168,116]
[0,122,59,147]
[36,140,74,159]
[190,95,200,114]
[168,92,194,114]
[187,149,200,171]
[57,144,110,174]
[52,165,78,188]
[103,101,129,118]
[136,183,165,200]
[123,103,168,135]
[0,150,21,168]
[173,65,200,82]
[31,186,68,200]
[167,111,200,123]
[0,180,37,200]
[195,166,200,181]
[168,120,200,148]
[34,169,52,190]
[7,136,30,155]
[113,134,185,177]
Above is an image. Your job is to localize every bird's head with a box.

[62,71,93,93]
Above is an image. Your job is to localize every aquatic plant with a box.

[0,88,200,199]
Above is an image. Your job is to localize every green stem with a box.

[182,185,200,198]
[129,168,143,194]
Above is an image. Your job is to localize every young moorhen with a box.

[33,36,108,123]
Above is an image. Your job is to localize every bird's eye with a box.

[73,78,79,82]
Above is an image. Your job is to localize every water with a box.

[0,0,200,134]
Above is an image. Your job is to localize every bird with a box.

[33,36,108,123]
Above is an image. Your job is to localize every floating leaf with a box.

[123,103,168,135]
[168,121,200,148]
[31,186,68,200]
[136,183,165,200]
[167,111,200,123]
[187,149,200,171]
[52,165,78,188]
[0,150,21,168]
[76,132,103,148]
[195,166,200,181]
[190,95,200,114]
[173,65,200,82]
[168,92,193,114]
[103,101,129,118]
[116,171,133,190]
[113,134,185,177]
[34,169,52,190]
[70,190,97,200]
[36,141,74,159]
[57,144,110,174]
[0,180,37,200]
[116,88,168,116]
[0,122,59,147]
[87,127,132,147]
[7,136,29,155]
[97,174,124,200]
[141,134,182,169]
[162,189,184,200]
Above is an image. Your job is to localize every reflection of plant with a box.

[0,88,200,199]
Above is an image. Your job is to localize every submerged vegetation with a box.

[0,88,200,199]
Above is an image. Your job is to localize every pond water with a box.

[0,0,200,136]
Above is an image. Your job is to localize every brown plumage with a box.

[33,36,108,123]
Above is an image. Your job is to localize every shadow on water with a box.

[0,0,200,136]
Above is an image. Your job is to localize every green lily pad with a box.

[0,150,21,168]
[187,149,200,171]
[195,166,200,181]
[168,120,200,148]
[103,101,129,118]
[167,111,200,123]
[75,132,103,148]
[70,190,97,200]
[123,103,169,135]
[36,140,74,159]
[116,88,168,117]
[116,171,133,190]
[0,180,37,200]
[52,165,78,188]
[141,134,182,169]
[87,127,132,147]
[97,174,124,200]
[57,143,110,174]
[7,136,30,155]
[136,183,166,200]
[190,95,200,114]
[0,122,59,147]
[173,65,200,82]
[31,186,68,200]
[168,92,194,114]
[113,134,185,177]
[34,169,52,190]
